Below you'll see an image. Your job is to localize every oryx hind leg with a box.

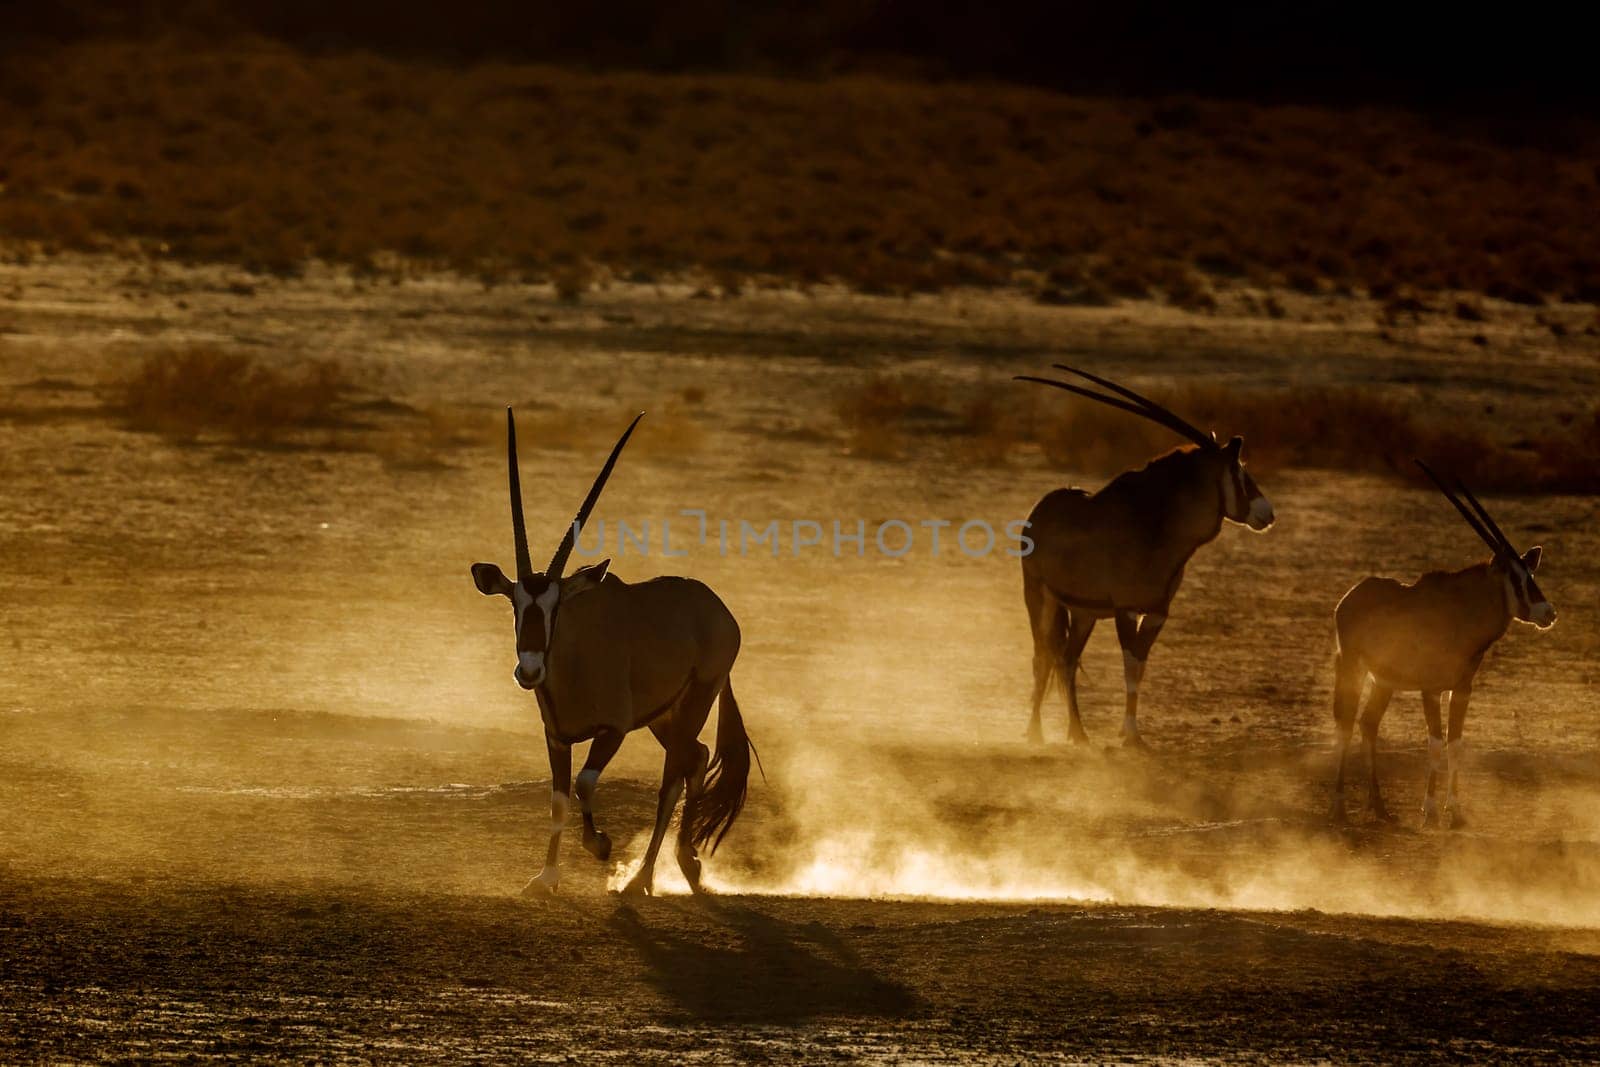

[576,729,626,863]
[1023,570,1060,744]
[1359,684,1394,822]
[625,677,720,897]
[674,739,712,893]
[1059,608,1097,745]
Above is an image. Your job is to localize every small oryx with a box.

[1329,461,1556,828]
[471,410,754,896]
[1015,364,1275,748]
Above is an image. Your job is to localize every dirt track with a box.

[2,257,1598,1061]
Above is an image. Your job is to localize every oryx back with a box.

[1335,565,1511,692]
[543,574,740,740]
[1023,447,1227,614]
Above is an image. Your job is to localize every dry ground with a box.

[2,257,1599,1061]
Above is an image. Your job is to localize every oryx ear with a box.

[1522,546,1542,572]
[471,562,513,597]
[560,559,611,602]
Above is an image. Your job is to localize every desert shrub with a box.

[1161,270,1217,312]
[957,394,1019,464]
[115,348,352,443]
[551,261,595,303]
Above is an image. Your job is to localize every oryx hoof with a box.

[1068,725,1091,746]
[584,830,612,862]
[1368,800,1396,824]
[521,870,560,897]
[1420,808,1440,830]
[1327,802,1347,827]
[619,873,653,898]
[1121,733,1152,753]
[1026,724,1044,745]
[1445,809,1468,831]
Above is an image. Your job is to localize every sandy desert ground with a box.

[2,256,1599,1061]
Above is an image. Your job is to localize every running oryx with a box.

[471,410,753,896]
[1328,461,1555,828]
[1014,364,1275,748]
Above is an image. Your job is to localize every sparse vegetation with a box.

[843,377,1600,493]
[3,39,1598,304]
[109,351,711,464]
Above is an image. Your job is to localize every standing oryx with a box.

[1329,461,1555,828]
[1015,364,1275,747]
[471,409,754,896]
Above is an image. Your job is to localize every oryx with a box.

[1015,364,1275,748]
[1329,461,1555,828]
[471,410,753,896]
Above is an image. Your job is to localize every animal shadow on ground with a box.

[606,898,922,1021]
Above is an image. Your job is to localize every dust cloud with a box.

[606,724,1600,929]
[598,580,1600,929]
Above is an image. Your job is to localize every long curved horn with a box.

[507,407,533,579]
[1050,362,1215,448]
[1415,460,1503,556]
[1015,375,1160,424]
[547,412,645,578]
[1453,478,1517,555]
[1016,371,1213,450]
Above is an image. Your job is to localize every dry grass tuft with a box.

[115,348,353,443]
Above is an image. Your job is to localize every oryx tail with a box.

[690,679,754,854]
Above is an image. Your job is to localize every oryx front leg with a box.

[1024,575,1061,745]
[1115,610,1164,750]
[576,729,625,862]
[523,736,572,897]
[1444,684,1472,830]
[1059,609,1097,745]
